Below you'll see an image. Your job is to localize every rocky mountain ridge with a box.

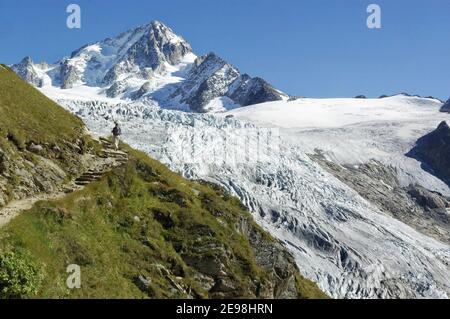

[441,99,450,113]
[11,21,287,112]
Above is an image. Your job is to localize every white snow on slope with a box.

[229,96,443,129]
[203,97,240,113]
[229,96,450,195]
[49,94,450,299]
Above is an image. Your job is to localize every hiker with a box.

[112,121,122,151]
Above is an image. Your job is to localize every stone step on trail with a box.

[75,176,101,183]
[102,148,128,155]
[75,180,91,186]
[101,154,129,161]
[102,154,128,160]
[73,135,130,187]
[99,138,116,148]
[80,170,103,175]
[99,137,112,144]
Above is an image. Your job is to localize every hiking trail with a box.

[0,136,129,227]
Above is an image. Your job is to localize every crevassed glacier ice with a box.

[56,97,450,299]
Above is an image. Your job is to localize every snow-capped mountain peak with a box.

[12,56,49,87]
[102,21,193,85]
[12,21,286,113]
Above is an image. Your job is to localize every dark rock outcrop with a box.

[236,216,303,298]
[133,82,152,99]
[441,99,450,113]
[228,75,284,106]
[408,121,450,186]
[174,53,240,112]
[407,184,450,210]
[172,53,286,112]
[126,21,192,70]
[106,80,128,98]
[59,59,81,89]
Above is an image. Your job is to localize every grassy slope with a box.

[0,149,326,298]
[0,66,100,206]
[0,65,83,144]
[0,64,326,299]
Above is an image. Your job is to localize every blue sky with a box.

[0,0,449,99]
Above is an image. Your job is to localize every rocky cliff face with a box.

[229,75,285,107]
[171,53,239,112]
[409,121,450,186]
[11,57,45,87]
[237,214,315,298]
[123,21,192,71]
[11,21,287,112]
[102,21,193,86]
[171,53,286,112]
[441,99,450,113]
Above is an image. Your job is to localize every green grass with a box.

[0,66,101,207]
[0,65,84,145]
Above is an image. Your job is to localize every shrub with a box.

[0,251,43,299]
[7,130,26,150]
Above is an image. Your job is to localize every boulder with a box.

[407,184,450,210]
[27,143,44,154]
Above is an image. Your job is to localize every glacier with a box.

[48,95,450,299]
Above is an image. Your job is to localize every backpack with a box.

[112,125,122,136]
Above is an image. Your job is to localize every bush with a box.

[7,130,26,150]
[0,251,43,298]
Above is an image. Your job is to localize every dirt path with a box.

[0,136,128,228]
[0,191,71,227]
